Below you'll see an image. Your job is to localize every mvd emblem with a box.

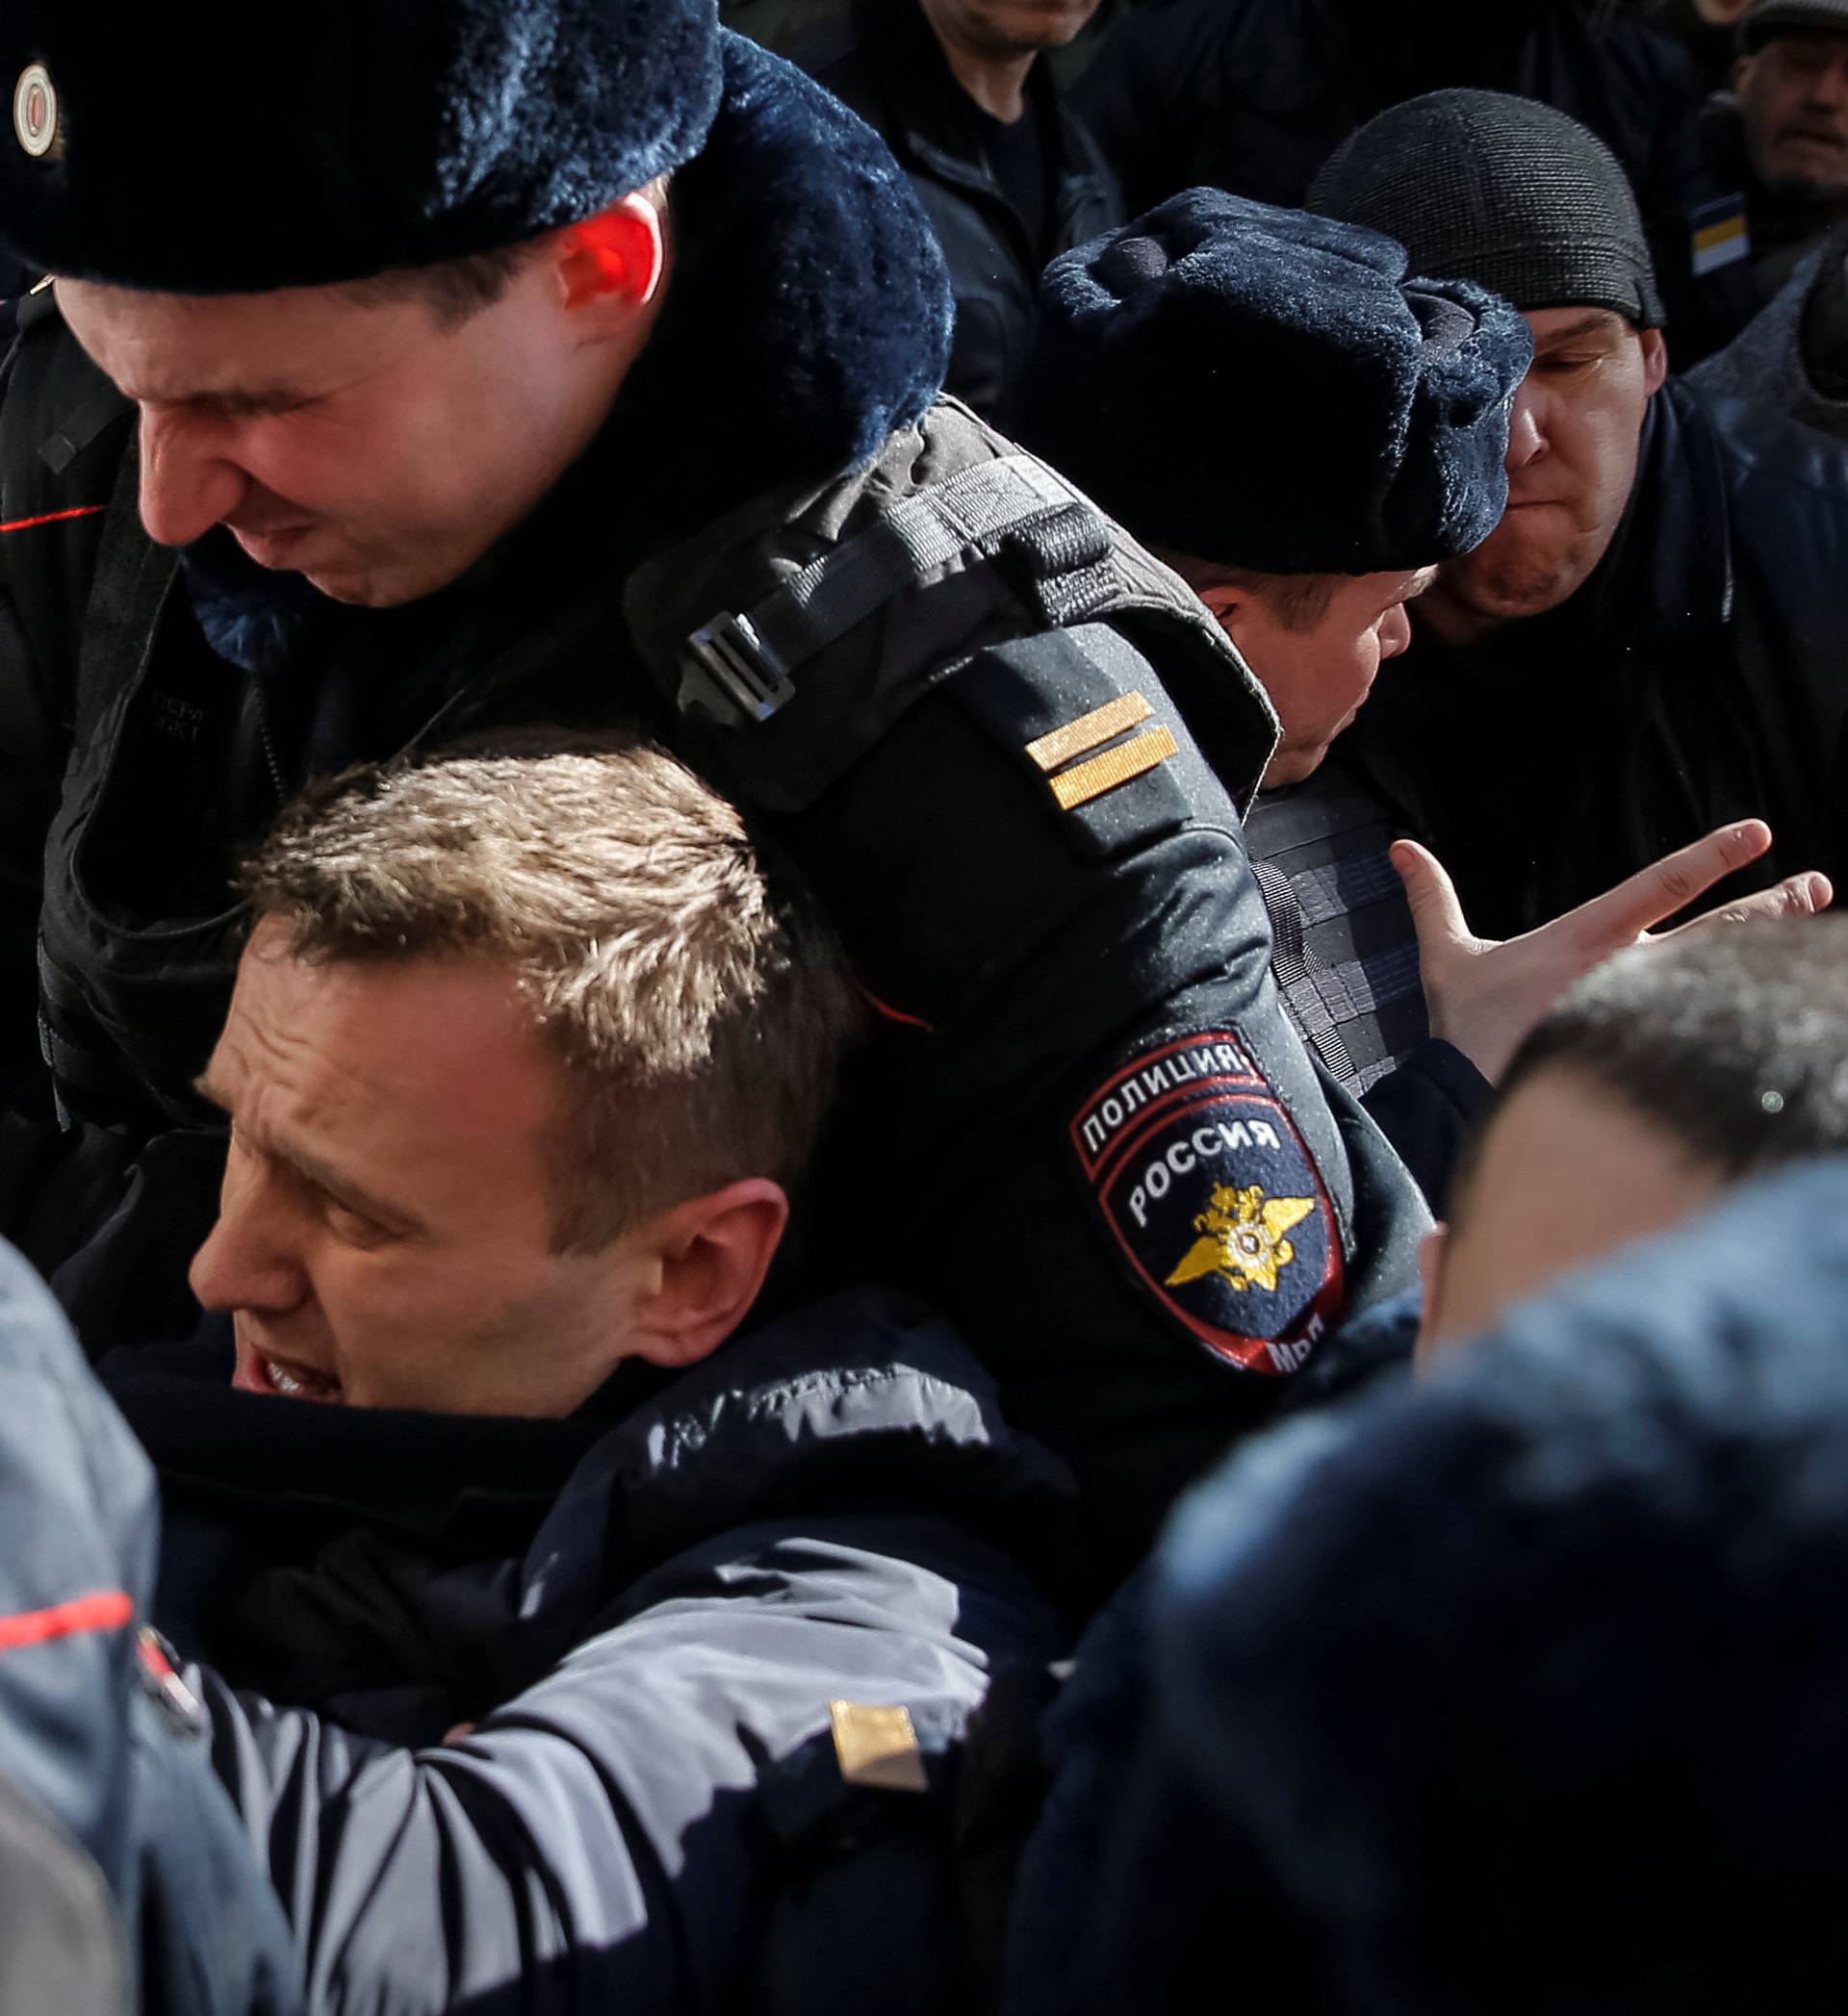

[1071,1031,1344,1374]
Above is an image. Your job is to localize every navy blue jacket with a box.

[99,1289,1073,2016]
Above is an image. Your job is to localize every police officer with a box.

[0,0,1425,1589]
[1014,190,1828,1208]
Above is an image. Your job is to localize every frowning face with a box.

[57,251,633,608]
[188,922,655,1416]
[1739,31,1848,199]
[1425,307,1667,634]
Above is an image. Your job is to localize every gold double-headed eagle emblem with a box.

[1166,1183,1317,1295]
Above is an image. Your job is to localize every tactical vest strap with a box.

[678,453,1110,731]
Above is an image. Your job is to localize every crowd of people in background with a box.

[0,0,1845,2010]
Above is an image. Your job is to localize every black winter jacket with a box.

[1075,0,1758,364]
[1348,379,1848,939]
[793,0,1123,426]
[0,32,1427,1595]
[87,1285,1075,2015]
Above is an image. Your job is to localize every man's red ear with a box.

[559,203,663,310]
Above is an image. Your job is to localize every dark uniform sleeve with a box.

[194,1520,1041,2016]
[675,616,1430,1591]
[0,304,128,1113]
[0,513,66,1115]
[1359,1037,1492,1216]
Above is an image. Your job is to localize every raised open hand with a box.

[1392,820,1833,1084]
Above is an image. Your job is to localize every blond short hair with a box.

[242,732,861,1251]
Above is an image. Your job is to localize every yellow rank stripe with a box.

[1025,690,1154,773]
[829,1699,929,1793]
[1694,216,1746,254]
[1050,725,1181,811]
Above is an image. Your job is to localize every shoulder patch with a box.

[1071,1032,1345,1375]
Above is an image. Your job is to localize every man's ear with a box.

[555,192,666,314]
[1411,1221,1450,1375]
[627,1179,790,1370]
[1639,324,1670,397]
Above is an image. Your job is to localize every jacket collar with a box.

[517,1288,1077,1650]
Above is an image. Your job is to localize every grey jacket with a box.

[1690,230,1848,444]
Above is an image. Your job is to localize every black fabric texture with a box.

[1015,187,1532,573]
[1803,228,1848,393]
[1357,1039,1490,1215]
[791,0,1122,424]
[1072,0,1756,361]
[1650,0,1748,90]
[1310,87,1667,327]
[976,96,1052,262]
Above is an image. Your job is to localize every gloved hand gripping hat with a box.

[0,0,724,293]
[1016,188,1532,575]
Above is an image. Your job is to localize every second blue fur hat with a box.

[1018,188,1532,575]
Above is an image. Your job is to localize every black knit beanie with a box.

[1308,89,1665,330]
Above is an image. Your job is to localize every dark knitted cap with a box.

[1740,0,1848,48]
[0,0,724,293]
[1016,188,1531,575]
[1309,89,1665,331]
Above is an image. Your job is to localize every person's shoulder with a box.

[1687,376,1848,517]
[0,289,132,541]
[554,1285,1077,1582]
[1109,0,1284,61]
[779,1,880,111]
[1593,0,1701,75]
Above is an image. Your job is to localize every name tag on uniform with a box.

[1691,193,1751,277]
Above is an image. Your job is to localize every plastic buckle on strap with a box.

[679,612,796,730]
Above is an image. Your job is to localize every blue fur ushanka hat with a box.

[1017,188,1532,576]
[0,0,725,292]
